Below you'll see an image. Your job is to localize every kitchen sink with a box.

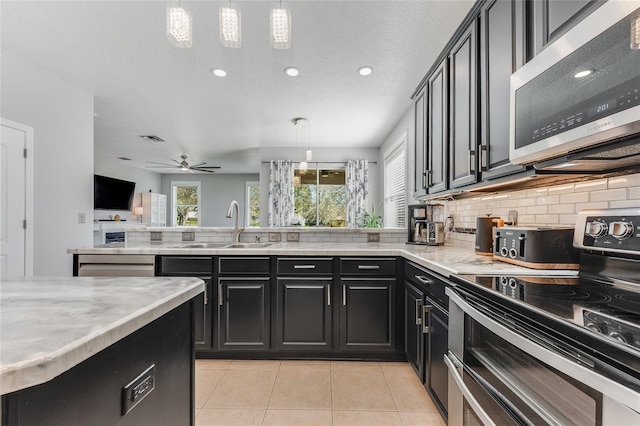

[174,243,228,248]
[224,243,272,249]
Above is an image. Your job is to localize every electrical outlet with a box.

[268,232,281,242]
[182,232,195,241]
[507,210,518,226]
[78,213,85,224]
[150,232,163,241]
[286,232,299,242]
[367,232,380,243]
[447,215,454,231]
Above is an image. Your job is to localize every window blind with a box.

[383,142,406,228]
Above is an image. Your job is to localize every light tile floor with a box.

[195,359,446,426]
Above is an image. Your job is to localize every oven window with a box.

[465,320,598,425]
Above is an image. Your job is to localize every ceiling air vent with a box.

[139,135,165,143]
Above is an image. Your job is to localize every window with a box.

[384,135,406,228]
[172,181,200,226]
[245,181,260,227]
[294,168,346,227]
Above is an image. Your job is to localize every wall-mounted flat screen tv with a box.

[94,175,136,210]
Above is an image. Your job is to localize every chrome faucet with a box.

[226,200,244,243]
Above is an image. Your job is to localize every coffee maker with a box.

[407,204,445,245]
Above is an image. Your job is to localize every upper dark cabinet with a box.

[414,89,428,199]
[478,0,526,180]
[528,0,605,58]
[426,59,449,194]
[448,22,478,189]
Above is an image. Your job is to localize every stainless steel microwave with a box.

[510,1,640,172]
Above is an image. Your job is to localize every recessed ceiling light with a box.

[574,69,594,78]
[284,67,299,77]
[358,66,373,76]
[211,68,227,77]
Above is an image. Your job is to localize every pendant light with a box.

[166,1,192,48]
[220,2,241,48]
[295,118,311,170]
[270,1,291,49]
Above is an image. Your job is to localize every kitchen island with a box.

[1,276,204,425]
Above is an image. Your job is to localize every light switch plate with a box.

[150,232,163,241]
[182,232,195,241]
[268,232,281,242]
[286,232,299,242]
[367,233,380,243]
[78,213,85,224]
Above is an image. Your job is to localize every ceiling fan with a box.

[146,155,221,173]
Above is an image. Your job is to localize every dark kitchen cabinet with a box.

[528,0,604,59]
[426,59,448,194]
[414,89,428,198]
[448,22,478,189]
[217,277,270,350]
[156,255,213,351]
[275,278,333,351]
[339,278,396,351]
[216,256,271,351]
[478,0,526,180]
[404,282,425,382]
[425,297,449,417]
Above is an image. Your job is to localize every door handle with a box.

[358,265,380,270]
[415,299,422,325]
[294,264,316,269]
[327,284,331,306]
[423,305,432,334]
[218,284,223,306]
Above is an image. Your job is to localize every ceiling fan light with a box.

[166,4,192,48]
[271,7,291,49]
[220,5,241,48]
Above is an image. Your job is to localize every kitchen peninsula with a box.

[1,276,204,425]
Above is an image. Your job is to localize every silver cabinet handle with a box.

[415,299,422,325]
[426,169,433,187]
[468,149,476,175]
[204,284,208,305]
[445,354,497,426]
[480,144,488,172]
[358,265,380,270]
[294,264,316,269]
[342,284,346,306]
[415,275,433,285]
[422,171,427,189]
[327,284,331,306]
[218,284,223,306]
[423,305,431,334]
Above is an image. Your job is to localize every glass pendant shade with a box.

[166,4,192,48]
[632,11,640,50]
[299,161,308,171]
[305,149,313,161]
[220,5,241,48]
[270,7,291,49]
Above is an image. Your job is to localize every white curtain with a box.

[346,159,368,227]
[268,160,294,226]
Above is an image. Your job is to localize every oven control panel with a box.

[574,208,640,254]
[576,307,640,351]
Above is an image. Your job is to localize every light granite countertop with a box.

[68,242,579,278]
[0,276,204,395]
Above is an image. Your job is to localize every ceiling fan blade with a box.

[190,162,206,168]
[146,161,176,167]
[146,166,179,169]
[192,168,216,173]
[172,159,182,165]
[194,166,221,169]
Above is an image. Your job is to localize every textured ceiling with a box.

[1,0,474,173]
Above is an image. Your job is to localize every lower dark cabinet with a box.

[193,279,212,349]
[426,299,449,416]
[404,282,425,381]
[340,278,396,351]
[275,278,333,351]
[217,278,270,350]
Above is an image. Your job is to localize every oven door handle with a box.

[445,353,497,426]
[446,287,640,414]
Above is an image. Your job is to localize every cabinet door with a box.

[479,0,526,180]
[414,89,428,198]
[340,278,396,351]
[449,22,478,189]
[404,282,425,382]
[194,278,213,350]
[217,278,270,350]
[427,60,448,194]
[275,278,332,351]
[426,300,449,417]
[529,0,603,58]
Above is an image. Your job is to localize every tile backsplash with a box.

[445,172,640,243]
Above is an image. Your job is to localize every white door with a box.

[0,122,27,277]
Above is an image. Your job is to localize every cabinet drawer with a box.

[340,258,396,276]
[218,257,270,275]
[157,256,213,275]
[277,258,333,275]
[404,261,448,309]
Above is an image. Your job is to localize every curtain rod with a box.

[261,161,378,165]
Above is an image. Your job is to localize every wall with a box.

[446,173,640,244]
[161,174,259,227]
[94,154,162,221]
[1,49,94,276]
[258,147,381,226]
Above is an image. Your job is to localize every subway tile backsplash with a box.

[445,172,640,234]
